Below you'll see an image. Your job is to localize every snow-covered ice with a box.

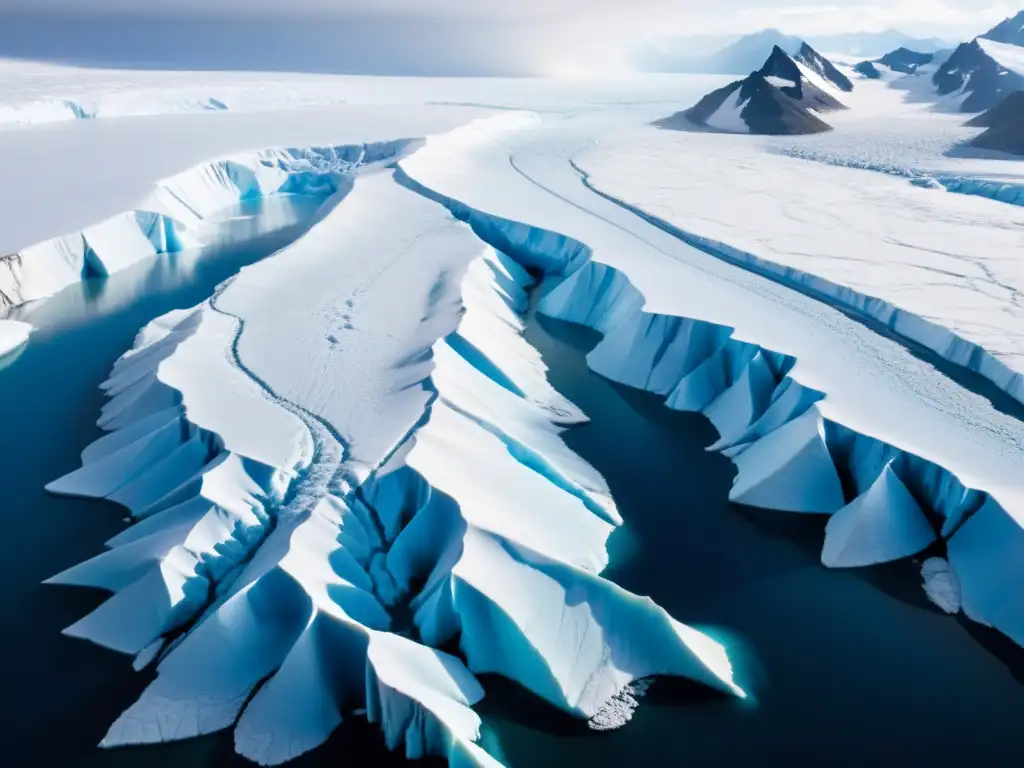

[0,319,30,357]
[977,38,1024,78]
[398,112,1024,650]
[579,128,1024,399]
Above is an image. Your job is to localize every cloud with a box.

[730,0,1017,36]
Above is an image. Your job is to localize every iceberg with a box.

[821,464,936,568]
[946,497,1024,645]
[921,557,961,614]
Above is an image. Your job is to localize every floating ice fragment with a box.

[921,557,961,614]
[822,464,936,568]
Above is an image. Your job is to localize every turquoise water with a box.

[474,311,1024,767]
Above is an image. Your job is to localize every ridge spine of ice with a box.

[772,147,1024,209]
[568,159,1024,412]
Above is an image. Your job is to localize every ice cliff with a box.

[0,139,420,310]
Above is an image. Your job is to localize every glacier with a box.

[17,62,1024,764]
[46,126,746,766]
[579,128,1024,407]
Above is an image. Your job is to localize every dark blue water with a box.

[474,311,1024,767]
[0,195,439,767]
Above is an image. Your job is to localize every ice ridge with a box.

[567,158,1024,412]
[772,146,1024,209]
[47,168,745,765]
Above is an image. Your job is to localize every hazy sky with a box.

[0,0,1017,37]
[0,0,1017,76]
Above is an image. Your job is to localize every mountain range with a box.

[631,28,953,74]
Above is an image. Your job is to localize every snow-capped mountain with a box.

[668,73,833,136]
[758,45,849,111]
[933,37,1024,112]
[981,10,1024,46]
[877,47,934,74]
[967,90,1024,154]
[664,46,848,135]
[793,43,854,93]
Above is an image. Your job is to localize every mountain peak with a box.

[982,9,1024,46]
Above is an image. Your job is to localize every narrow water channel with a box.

[475,309,1024,767]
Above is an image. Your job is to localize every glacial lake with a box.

[2,196,1024,766]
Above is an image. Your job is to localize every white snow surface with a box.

[579,127,1024,394]
[705,89,750,133]
[794,59,849,106]
[977,38,1024,78]
[0,67,723,313]
[0,106,477,310]
[0,319,30,356]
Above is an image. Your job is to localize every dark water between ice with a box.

[0,195,425,767]
[4,198,1024,767]
[474,311,1024,768]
